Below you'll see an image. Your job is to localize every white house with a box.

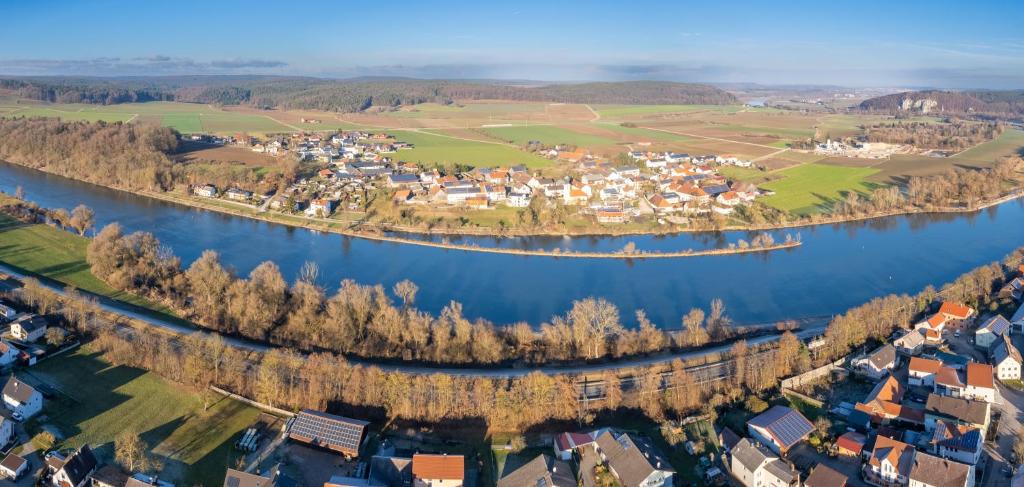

[992,335,1022,381]
[0,453,27,480]
[593,430,674,487]
[855,344,897,379]
[0,418,11,448]
[729,438,799,487]
[10,315,47,342]
[908,451,974,487]
[2,377,42,420]
[962,363,996,403]
[47,445,97,487]
[0,304,15,321]
[975,315,1011,350]
[412,454,463,487]
[894,329,927,356]
[909,357,943,387]
[930,420,983,466]
[746,406,814,455]
[866,435,915,486]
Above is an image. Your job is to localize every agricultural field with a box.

[390,130,553,168]
[482,124,617,147]
[593,104,744,119]
[759,163,881,215]
[24,348,260,487]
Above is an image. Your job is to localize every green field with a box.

[26,348,260,487]
[595,123,696,142]
[593,104,743,119]
[482,125,615,147]
[951,129,1024,164]
[162,114,203,133]
[760,163,881,215]
[0,211,179,319]
[391,130,552,168]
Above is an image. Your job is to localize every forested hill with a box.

[0,76,737,112]
[859,89,1024,117]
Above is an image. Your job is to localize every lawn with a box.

[390,130,552,168]
[199,113,293,133]
[25,347,261,487]
[0,213,181,319]
[760,163,881,215]
[162,114,204,133]
[482,125,615,147]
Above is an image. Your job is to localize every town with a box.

[186,130,763,230]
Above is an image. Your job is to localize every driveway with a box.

[577,445,599,487]
[985,382,1022,487]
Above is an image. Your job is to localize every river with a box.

[1,160,1022,328]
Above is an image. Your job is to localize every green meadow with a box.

[390,130,552,168]
[760,163,881,215]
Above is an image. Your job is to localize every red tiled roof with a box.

[909,357,943,374]
[965,363,994,389]
[926,314,946,329]
[935,367,964,388]
[413,454,464,481]
[939,302,974,320]
[836,432,866,454]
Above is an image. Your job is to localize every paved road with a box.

[0,263,828,380]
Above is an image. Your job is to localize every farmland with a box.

[25,347,260,487]
[389,130,553,168]
[482,124,617,147]
[760,163,881,215]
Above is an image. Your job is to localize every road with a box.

[0,263,828,381]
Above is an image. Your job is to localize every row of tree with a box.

[865,121,1004,150]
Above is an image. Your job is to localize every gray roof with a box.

[224,468,287,487]
[763,459,797,485]
[805,464,848,487]
[1013,302,1024,323]
[594,431,673,487]
[731,438,770,473]
[925,394,989,426]
[866,344,897,370]
[909,451,971,487]
[979,315,1011,335]
[496,454,574,487]
[993,335,1022,366]
[12,315,47,333]
[59,445,97,487]
[2,377,37,405]
[368,456,412,487]
[747,405,814,450]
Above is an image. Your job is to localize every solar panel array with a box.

[289,410,368,453]
[766,409,814,448]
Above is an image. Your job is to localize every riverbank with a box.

[141,189,804,258]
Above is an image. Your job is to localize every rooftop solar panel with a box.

[289,409,368,454]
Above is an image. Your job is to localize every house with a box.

[506,190,532,208]
[933,367,965,398]
[856,345,897,379]
[908,451,974,487]
[224,188,253,202]
[553,432,596,461]
[496,454,574,487]
[894,330,927,356]
[0,303,16,321]
[2,376,42,419]
[1001,276,1024,301]
[0,453,27,480]
[10,315,47,342]
[937,302,975,330]
[49,445,98,487]
[929,420,983,465]
[412,454,463,487]
[1012,302,1024,334]
[287,410,368,457]
[223,466,290,487]
[392,190,412,203]
[992,334,1022,381]
[305,199,336,217]
[835,431,866,457]
[923,394,989,433]
[593,430,674,487]
[914,314,947,343]
[125,473,174,487]
[854,375,922,425]
[962,363,995,403]
[728,438,799,487]
[0,341,18,367]
[909,357,943,387]
[90,464,130,487]
[596,208,628,224]
[193,184,217,198]
[746,405,814,455]
[387,173,420,188]
[975,315,1011,349]
[804,464,848,487]
[865,435,915,487]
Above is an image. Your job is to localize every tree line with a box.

[865,121,1004,150]
[11,238,1023,430]
[84,221,752,365]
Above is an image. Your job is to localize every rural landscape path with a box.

[0,263,829,379]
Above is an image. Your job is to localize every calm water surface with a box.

[2,161,1022,328]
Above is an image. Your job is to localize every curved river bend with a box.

[2,161,1022,328]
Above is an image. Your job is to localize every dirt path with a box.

[753,147,791,163]
[640,126,782,150]
[584,104,600,121]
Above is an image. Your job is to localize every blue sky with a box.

[2,0,1022,88]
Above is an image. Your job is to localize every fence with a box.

[779,357,847,390]
[210,385,295,418]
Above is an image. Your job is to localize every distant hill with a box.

[859,89,1024,118]
[0,76,738,112]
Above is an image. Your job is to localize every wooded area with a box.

[0,76,738,112]
[865,121,1004,150]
